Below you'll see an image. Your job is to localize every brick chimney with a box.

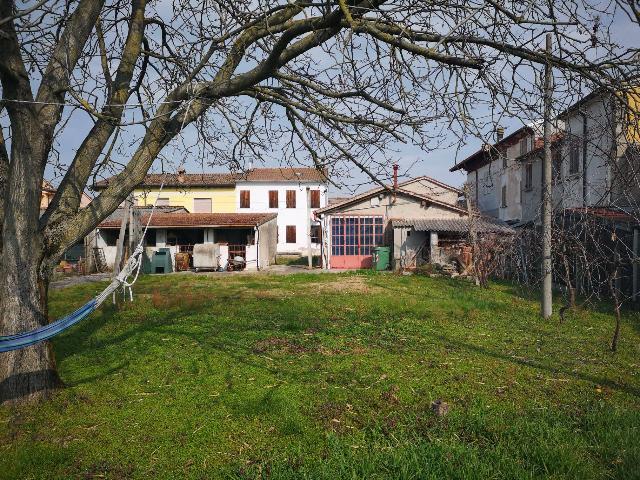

[496,127,505,142]
[393,164,398,190]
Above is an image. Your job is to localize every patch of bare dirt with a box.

[252,337,311,355]
[315,401,359,434]
[306,276,383,294]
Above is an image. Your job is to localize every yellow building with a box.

[626,87,640,144]
[135,186,237,213]
[97,172,238,213]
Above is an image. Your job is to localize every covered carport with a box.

[391,217,515,269]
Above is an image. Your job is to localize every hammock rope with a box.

[0,178,165,353]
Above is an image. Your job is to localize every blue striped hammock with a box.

[0,246,143,353]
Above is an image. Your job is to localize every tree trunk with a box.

[0,231,61,405]
[0,107,62,405]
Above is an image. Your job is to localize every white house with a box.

[95,167,330,257]
[234,168,328,254]
[518,89,639,224]
[450,124,542,223]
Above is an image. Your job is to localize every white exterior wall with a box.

[235,181,327,254]
[519,95,623,224]
[564,97,613,208]
[468,138,526,222]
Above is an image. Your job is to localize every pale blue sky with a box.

[28,4,639,197]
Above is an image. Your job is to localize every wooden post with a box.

[113,196,132,276]
[306,187,312,269]
[633,228,638,302]
[541,33,553,319]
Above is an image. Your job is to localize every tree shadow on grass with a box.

[429,331,640,399]
[51,299,325,387]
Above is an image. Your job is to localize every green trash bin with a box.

[372,246,390,271]
[141,251,152,274]
[151,248,173,274]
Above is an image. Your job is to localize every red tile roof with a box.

[564,207,636,222]
[517,133,565,160]
[99,212,277,228]
[94,168,327,189]
[450,125,535,173]
[94,173,236,189]
[237,167,327,183]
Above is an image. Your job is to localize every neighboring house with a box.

[520,89,640,224]
[40,181,93,265]
[95,206,277,271]
[40,181,56,209]
[314,174,510,270]
[450,125,541,223]
[554,88,639,213]
[41,180,92,209]
[95,171,237,212]
[234,168,328,255]
[452,88,640,225]
[94,167,329,255]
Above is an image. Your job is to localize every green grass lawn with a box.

[1,272,639,479]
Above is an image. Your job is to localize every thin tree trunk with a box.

[609,251,622,352]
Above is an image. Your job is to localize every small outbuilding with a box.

[391,217,515,269]
[316,176,472,270]
[95,208,278,271]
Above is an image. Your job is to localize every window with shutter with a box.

[268,190,278,208]
[193,198,212,213]
[286,190,296,208]
[310,189,320,208]
[156,197,170,206]
[501,185,507,208]
[240,190,250,208]
[286,225,296,243]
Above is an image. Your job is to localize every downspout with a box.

[581,112,588,207]
[255,225,260,271]
[475,170,479,206]
[318,213,325,270]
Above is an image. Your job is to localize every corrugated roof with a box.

[101,206,189,225]
[94,168,327,189]
[99,212,277,228]
[391,217,515,234]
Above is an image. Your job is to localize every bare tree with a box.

[0,1,637,404]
